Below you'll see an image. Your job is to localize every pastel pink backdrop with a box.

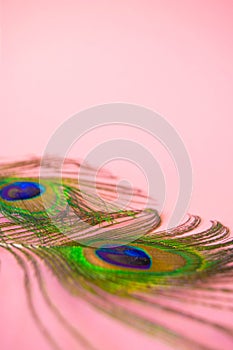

[0,1,233,349]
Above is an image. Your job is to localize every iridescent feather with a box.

[0,158,233,350]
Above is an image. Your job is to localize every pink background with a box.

[0,1,233,349]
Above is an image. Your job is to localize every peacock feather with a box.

[0,158,232,350]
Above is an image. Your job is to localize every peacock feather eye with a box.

[0,181,44,201]
[95,245,152,269]
[0,177,59,217]
[72,241,205,294]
